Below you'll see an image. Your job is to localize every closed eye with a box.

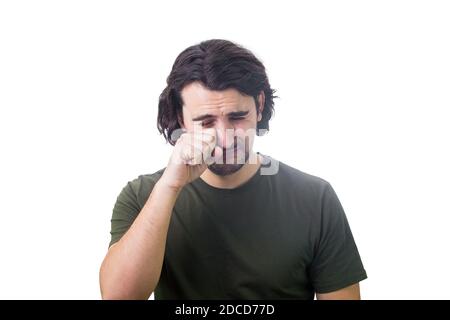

[229,116,246,121]
[201,120,215,127]
[201,117,245,127]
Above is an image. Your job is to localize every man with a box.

[99,39,367,300]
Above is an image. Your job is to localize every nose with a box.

[214,120,236,149]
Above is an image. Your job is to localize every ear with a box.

[257,91,265,122]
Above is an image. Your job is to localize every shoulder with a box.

[118,168,166,208]
[130,168,165,190]
[272,158,332,198]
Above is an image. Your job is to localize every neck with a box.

[200,152,262,189]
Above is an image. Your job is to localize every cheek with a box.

[235,122,257,147]
[234,120,255,134]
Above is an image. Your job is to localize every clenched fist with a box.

[158,127,220,191]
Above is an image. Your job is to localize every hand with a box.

[158,127,217,191]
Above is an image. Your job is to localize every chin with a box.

[208,149,250,176]
[207,163,245,176]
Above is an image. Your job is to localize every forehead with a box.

[181,82,254,116]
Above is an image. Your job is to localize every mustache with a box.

[212,138,249,158]
[216,136,248,149]
[216,139,247,151]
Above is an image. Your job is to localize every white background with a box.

[1,0,449,299]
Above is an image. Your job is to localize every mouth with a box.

[212,145,239,156]
[210,145,248,166]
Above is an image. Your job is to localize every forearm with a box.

[100,180,180,299]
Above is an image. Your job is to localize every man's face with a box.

[180,81,264,176]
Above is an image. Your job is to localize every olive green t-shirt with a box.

[109,154,367,299]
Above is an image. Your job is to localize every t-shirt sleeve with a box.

[309,182,367,293]
[109,180,142,248]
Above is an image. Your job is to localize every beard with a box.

[207,138,250,176]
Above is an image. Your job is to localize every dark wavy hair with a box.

[157,39,278,145]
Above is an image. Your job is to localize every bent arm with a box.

[99,180,180,300]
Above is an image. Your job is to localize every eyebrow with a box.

[192,110,249,122]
